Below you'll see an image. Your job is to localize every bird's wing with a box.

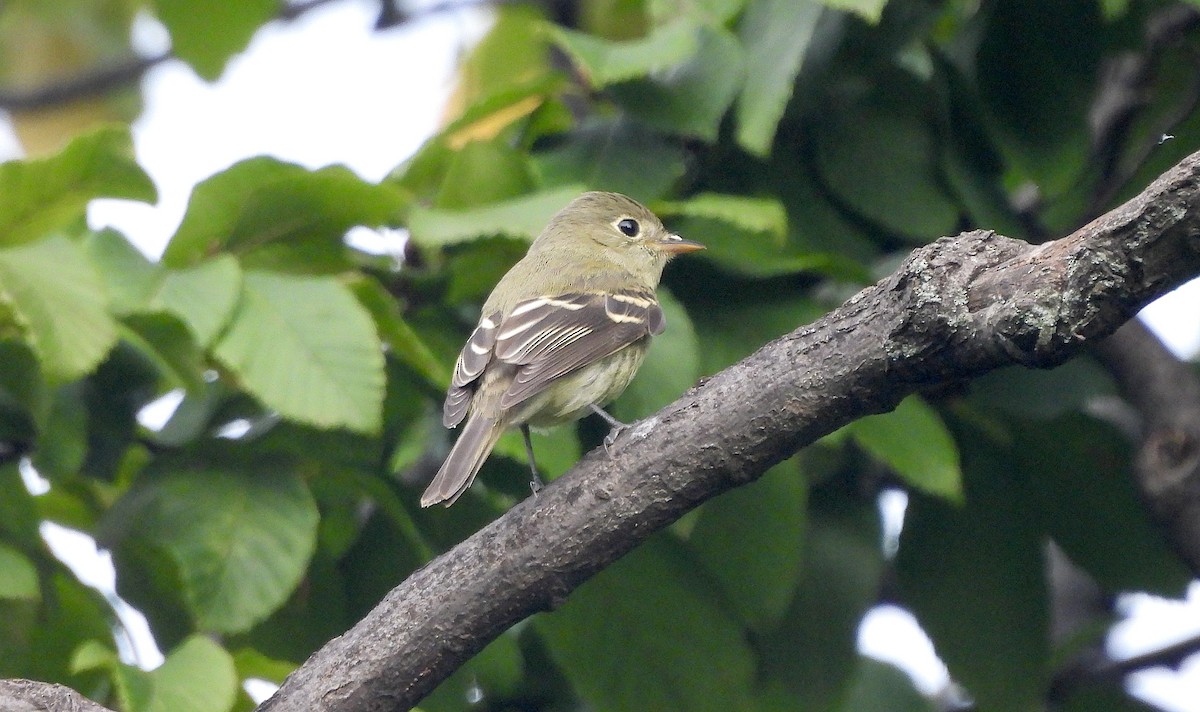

[443,311,500,428]
[493,290,664,410]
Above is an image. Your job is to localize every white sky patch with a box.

[858,604,951,695]
[136,388,185,431]
[87,0,490,258]
[1140,276,1200,359]
[40,522,165,669]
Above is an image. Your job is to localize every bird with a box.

[420,191,704,507]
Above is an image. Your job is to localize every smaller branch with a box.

[1051,629,1200,704]
[0,53,168,111]
[0,0,495,112]
[1101,631,1200,678]
[1087,4,1200,217]
[1092,321,1200,574]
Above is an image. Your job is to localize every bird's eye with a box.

[616,218,640,237]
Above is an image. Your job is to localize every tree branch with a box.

[1093,320,1200,571]
[0,679,114,712]
[256,150,1200,710]
[0,0,492,111]
[1050,628,1200,703]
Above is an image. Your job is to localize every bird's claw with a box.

[602,423,628,457]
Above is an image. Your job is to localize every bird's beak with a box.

[656,234,705,254]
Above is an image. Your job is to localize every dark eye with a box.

[616,218,640,237]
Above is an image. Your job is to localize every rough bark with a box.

[0,679,114,712]
[250,151,1200,711]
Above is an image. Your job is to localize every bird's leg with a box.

[521,424,544,495]
[589,404,631,456]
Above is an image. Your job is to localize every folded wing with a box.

[443,290,665,425]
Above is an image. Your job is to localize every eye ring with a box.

[616,218,640,237]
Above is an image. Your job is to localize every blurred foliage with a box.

[0,0,1199,711]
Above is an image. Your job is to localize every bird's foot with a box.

[589,404,631,458]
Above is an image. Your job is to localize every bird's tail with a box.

[421,415,504,507]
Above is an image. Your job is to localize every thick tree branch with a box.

[0,679,114,712]
[256,151,1200,711]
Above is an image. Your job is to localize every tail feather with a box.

[421,415,504,507]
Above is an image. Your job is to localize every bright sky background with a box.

[5,0,1200,707]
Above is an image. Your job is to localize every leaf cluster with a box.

[1,0,1199,711]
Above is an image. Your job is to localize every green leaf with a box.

[813,74,960,241]
[30,383,88,480]
[0,236,118,382]
[611,288,699,420]
[23,573,112,683]
[391,73,562,201]
[756,492,884,709]
[689,284,827,374]
[658,192,787,238]
[76,635,238,712]
[86,232,242,350]
[779,159,879,265]
[163,158,409,269]
[422,632,526,710]
[0,544,38,600]
[214,270,385,434]
[492,418,582,484]
[537,534,756,712]
[1061,679,1160,712]
[120,313,207,392]
[235,548,354,664]
[547,20,701,88]
[975,0,1099,195]
[897,439,1049,712]
[407,185,585,247]
[100,460,319,635]
[844,396,962,501]
[735,0,822,155]
[85,228,163,315]
[689,460,807,631]
[444,237,530,304]
[836,658,936,712]
[450,4,553,117]
[657,193,836,280]
[151,256,242,348]
[434,138,536,209]
[818,0,888,22]
[1098,0,1129,19]
[533,119,687,200]
[349,276,449,388]
[968,359,1116,420]
[0,126,155,248]
[673,214,842,278]
[152,0,276,80]
[232,648,296,685]
[649,0,747,24]
[609,26,745,141]
[1018,415,1190,596]
[81,343,162,483]
[0,463,40,550]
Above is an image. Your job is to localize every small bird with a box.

[420,191,704,507]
